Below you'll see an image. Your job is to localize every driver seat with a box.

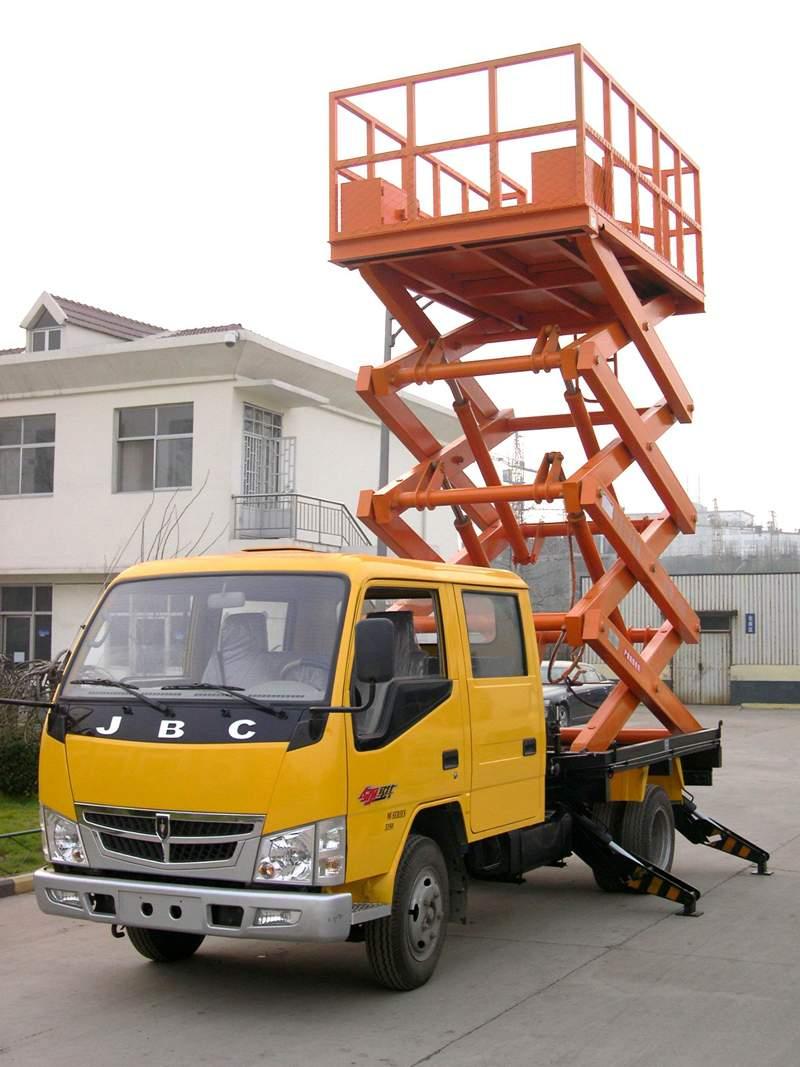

[203,612,286,690]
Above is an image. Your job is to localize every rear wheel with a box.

[591,786,675,892]
[125,926,205,962]
[365,834,449,991]
[620,785,675,871]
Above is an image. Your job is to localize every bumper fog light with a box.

[47,888,83,908]
[252,907,301,928]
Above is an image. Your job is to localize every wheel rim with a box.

[405,864,444,962]
[649,806,672,868]
[557,704,568,724]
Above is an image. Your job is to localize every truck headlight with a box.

[253,816,346,886]
[41,807,88,866]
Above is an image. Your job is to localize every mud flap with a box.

[674,796,771,874]
[571,808,702,915]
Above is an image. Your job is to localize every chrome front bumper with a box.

[34,867,388,942]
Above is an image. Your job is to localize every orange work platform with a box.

[329,45,705,752]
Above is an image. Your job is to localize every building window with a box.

[242,404,291,494]
[0,414,56,495]
[28,308,62,353]
[1,585,52,662]
[115,403,193,492]
[31,328,62,352]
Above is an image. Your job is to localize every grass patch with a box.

[0,794,41,877]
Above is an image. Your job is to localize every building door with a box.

[698,632,731,703]
[672,612,732,705]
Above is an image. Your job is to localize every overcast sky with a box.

[1,0,796,530]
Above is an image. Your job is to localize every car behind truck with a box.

[33,550,767,989]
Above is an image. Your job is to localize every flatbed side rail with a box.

[549,724,722,779]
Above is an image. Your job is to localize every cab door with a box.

[458,587,545,834]
[344,582,468,885]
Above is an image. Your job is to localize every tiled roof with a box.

[52,295,165,340]
[4,295,243,352]
[163,324,243,337]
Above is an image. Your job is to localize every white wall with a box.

[0,379,236,575]
[284,404,457,559]
[52,582,104,655]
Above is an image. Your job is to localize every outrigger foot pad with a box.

[571,809,702,916]
[674,796,771,874]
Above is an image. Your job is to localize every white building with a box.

[616,503,800,563]
[0,293,458,659]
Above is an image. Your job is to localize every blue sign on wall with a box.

[745,612,756,635]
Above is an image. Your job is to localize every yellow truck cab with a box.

[34,548,756,989]
[36,550,548,987]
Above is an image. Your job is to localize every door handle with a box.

[442,749,459,770]
[522,737,537,756]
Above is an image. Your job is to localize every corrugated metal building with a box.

[579,573,800,706]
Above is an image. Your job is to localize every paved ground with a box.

[1,706,799,1066]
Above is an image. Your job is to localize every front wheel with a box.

[365,834,449,991]
[125,926,205,962]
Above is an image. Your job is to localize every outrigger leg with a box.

[570,808,702,916]
[674,796,771,875]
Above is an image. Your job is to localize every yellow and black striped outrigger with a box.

[674,796,771,875]
[571,807,703,915]
[571,798,770,916]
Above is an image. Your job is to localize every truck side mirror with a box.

[354,618,395,683]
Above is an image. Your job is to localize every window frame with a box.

[356,584,449,681]
[114,402,194,493]
[0,584,53,662]
[350,583,451,750]
[29,328,62,352]
[460,588,528,679]
[0,413,56,497]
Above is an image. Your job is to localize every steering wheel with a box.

[76,665,117,683]
[279,657,330,689]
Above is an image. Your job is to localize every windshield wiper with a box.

[71,677,172,714]
[159,682,288,719]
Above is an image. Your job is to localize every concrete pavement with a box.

[1,706,798,1066]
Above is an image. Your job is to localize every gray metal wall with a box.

[577,572,800,705]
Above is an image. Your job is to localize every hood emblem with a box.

[155,814,170,840]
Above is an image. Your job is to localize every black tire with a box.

[365,834,449,991]
[591,788,675,892]
[591,802,625,892]
[125,926,205,963]
[619,785,675,871]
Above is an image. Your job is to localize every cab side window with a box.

[357,588,446,680]
[352,587,450,749]
[463,591,526,678]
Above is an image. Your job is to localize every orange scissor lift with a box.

[330,44,710,757]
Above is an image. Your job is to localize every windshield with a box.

[63,572,348,705]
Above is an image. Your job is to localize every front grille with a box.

[100,833,163,861]
[85,811,154,835]
[78,805,264,874]
[170,819,254,837]
[171,842,237,863]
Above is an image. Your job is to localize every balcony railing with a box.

[232,493,372,550]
